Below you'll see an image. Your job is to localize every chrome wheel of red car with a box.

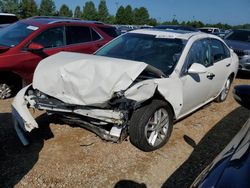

[0,83,11,99]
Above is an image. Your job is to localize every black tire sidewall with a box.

[215,78,231,103]
[129,99,173,152]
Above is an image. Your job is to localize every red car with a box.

[0,16,118,99]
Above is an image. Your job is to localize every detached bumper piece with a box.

[12,86,39,145]
[12,86,127,145]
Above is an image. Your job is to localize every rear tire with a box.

[215,77,232,103]
[129,100,173,152]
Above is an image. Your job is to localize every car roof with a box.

[0,13,16,16]
[154,25,199,32]
[20,16,104,27]
[199,27,219,29]
[129,29,205,40]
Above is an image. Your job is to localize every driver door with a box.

[18,26,66,83]
[179,38,215,116]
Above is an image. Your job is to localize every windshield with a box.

[225,30,250,43]
[0,22,38,47]
[96,33,186,75]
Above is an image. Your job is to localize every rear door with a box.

[209,38,231,97]
[64,25,101,54]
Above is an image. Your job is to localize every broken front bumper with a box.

[12,85,39,145]
[12,85,126,145]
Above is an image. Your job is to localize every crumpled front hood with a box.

[33,52,148,106]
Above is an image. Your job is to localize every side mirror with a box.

[28,42,44,52]
[233,85,250,110]
[188,63,207,74]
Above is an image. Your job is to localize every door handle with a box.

[226,63,231,67]
[207,73,215,80]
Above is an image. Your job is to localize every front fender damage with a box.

[124,77,183,118]
[12,74,183,146]
[11,85,128,145]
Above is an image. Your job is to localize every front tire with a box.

[129,100,173,152]
[215,78,232,103]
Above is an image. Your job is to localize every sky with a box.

[40,0,250,25]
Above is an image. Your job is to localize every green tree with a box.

[170,17,179,25]
[115,5,125,24]
[0,0,19,14]
[74,6,81,18]
[39,0,56,16]
[97,0,109,22]
[82,1,97,20]
[134,7,150,25]
[19,0,38,18]
[147,18,157,26]
[124,5,134,24]
[106,15,115,24]
[59,4,72,17]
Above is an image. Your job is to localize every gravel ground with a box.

[0,75,249,188]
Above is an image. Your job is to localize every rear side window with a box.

[91,28,101,41]
[98,26,118,38]
[0,15,18,24]
[210,39,230,63]
[32,27,64,48]
[66,26,92,44]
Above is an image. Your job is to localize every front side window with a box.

[210,39,230,63]
[91,28,101,41]
[32,27,64,48]
[96,33,186,75]
[183,39,212,72]
[98,26,118,38]
[0,22,37,47]
[66,26,93,45]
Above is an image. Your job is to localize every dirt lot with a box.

[0,75,249,188]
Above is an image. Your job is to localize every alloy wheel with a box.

[144,108,169,147]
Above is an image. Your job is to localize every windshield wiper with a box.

[145,65,168,78]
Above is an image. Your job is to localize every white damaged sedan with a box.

[12,29,239,151]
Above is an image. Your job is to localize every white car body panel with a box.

[12,29,239,146]
[12,85,38,132]
[124,73,183,117]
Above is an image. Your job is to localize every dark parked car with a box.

[154,25,199,32]
[224,29,250,72]
[191,85,250,188]
[0,13,18,29]
[0,16,117,99]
